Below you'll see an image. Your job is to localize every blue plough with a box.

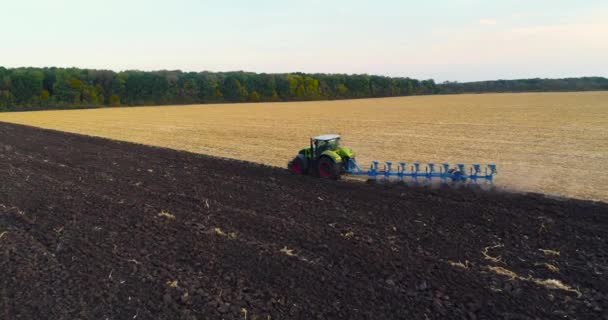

[344,158,497,183]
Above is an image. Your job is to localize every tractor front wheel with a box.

[318,156,340,179]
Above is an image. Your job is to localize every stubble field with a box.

[1,91,606,201]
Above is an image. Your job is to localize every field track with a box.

[1,122,607,319]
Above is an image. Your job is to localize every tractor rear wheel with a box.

[317,156,340,179]
[290,155,307,175]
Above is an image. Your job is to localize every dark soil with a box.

[1,122,607,320]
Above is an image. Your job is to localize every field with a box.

[1,123,607,319]
[1,92,607,202]
[0,92,608,201]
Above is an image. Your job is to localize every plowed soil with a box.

[1,122,607,320]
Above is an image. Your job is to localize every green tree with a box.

[269,90,280,102]
[223,77,248,102]
[249,91,261,102]
[109,94,120,106]
[10,70,43,105]
[40,89,50,103]
[337,84,348,97]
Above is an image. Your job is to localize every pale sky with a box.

[2,0,607,81]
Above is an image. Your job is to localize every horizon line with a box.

[2,65,607,84]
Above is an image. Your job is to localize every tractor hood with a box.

[335,147,354,159]
[297,146,354,161]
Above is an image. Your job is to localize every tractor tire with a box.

[317,156,340,179]
[290,155,308,175]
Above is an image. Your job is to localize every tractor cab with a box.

[311,134,341,156]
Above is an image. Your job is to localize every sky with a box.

[2,0,607,82]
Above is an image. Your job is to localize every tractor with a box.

[288,134,353,179]
[288,134,498,183]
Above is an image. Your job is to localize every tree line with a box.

[0,67,437,111]
[439,77,608,94]
[1,67,606,112]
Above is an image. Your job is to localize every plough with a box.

[344,158,497,183]
[288,134,497,184]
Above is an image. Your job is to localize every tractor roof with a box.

[313,134,340,141]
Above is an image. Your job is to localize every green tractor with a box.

[288,134,355,179]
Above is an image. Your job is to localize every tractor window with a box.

[328,139,339,149]
[316,140,327,152]
[315,139,339,154]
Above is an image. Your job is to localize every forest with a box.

[439,77,608,94]
[0,67,606,111]
[0,67,437,111]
